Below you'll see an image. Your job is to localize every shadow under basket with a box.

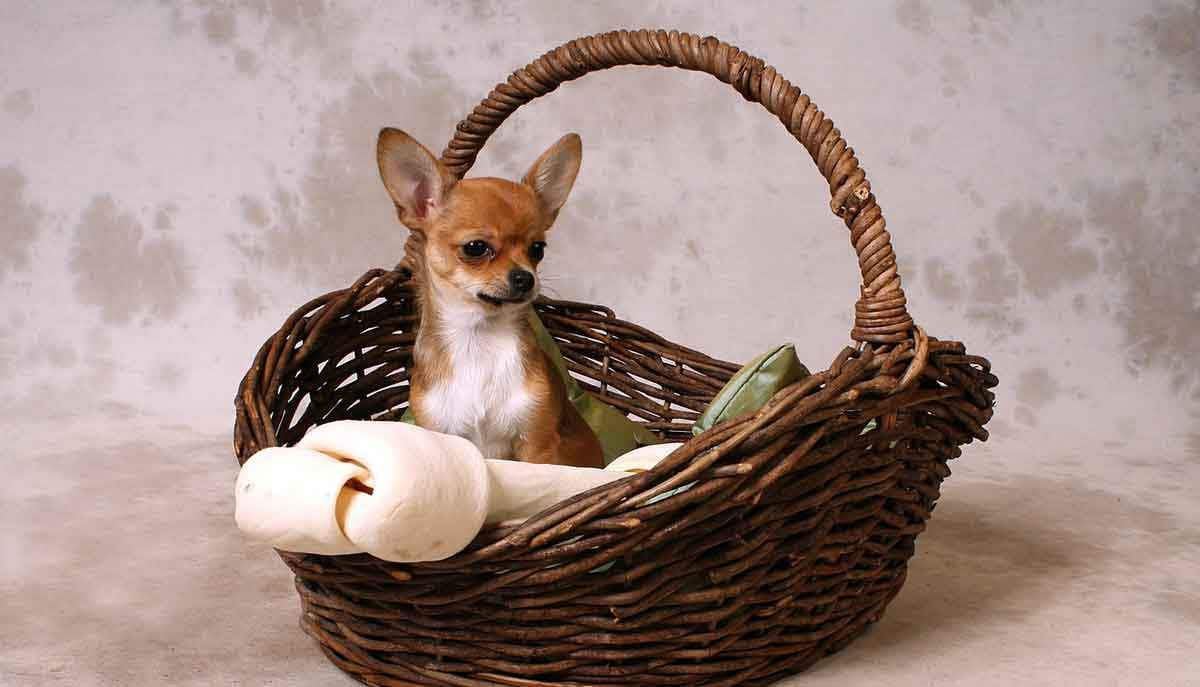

[234,29,998,687]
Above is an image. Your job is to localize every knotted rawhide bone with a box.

[234,420,681,562]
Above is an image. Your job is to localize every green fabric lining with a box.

[691,343,810,436]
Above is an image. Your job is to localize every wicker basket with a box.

[234,29,997,687]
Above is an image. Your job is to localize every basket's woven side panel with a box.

[534,300,740,441]
[233,271,417,462]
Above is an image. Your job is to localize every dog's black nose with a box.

[509,269,535,294]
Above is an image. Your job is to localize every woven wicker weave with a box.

[234,29,997,687]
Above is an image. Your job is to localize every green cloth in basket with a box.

[691,343,811,435]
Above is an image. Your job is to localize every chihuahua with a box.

[376,128,604,469]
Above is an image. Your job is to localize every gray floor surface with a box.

[4,415,1197,686]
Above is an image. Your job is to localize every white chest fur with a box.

[417,304,538,460]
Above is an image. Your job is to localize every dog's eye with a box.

[529,241,546,262]
[461,240,492,259]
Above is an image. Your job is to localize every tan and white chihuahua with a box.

[376,128,604,469]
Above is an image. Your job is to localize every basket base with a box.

[291,565,908,687]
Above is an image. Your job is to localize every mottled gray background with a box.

[3,2,1197,685]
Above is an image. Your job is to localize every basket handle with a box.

[435,29,913,345]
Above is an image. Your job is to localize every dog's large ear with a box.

[522,133,582,222]
[377,128,454,229]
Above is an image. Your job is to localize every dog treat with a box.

[484,458,623,524]
[605,442,684,473]
[234,446,367,555]
[295,420,491,562]
[234,420,658,562]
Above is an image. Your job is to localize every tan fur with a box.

[377,128,603,469]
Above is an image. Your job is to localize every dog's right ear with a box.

[377,128,454,229]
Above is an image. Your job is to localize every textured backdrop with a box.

[3,2,1198,685]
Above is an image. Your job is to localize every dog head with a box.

[377,128,582,314]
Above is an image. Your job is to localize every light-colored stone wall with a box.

[3,1,1196,471]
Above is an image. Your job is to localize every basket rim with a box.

[233,268,994,566]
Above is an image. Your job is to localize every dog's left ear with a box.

[377,128,455,230]
[522,133,582,222]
